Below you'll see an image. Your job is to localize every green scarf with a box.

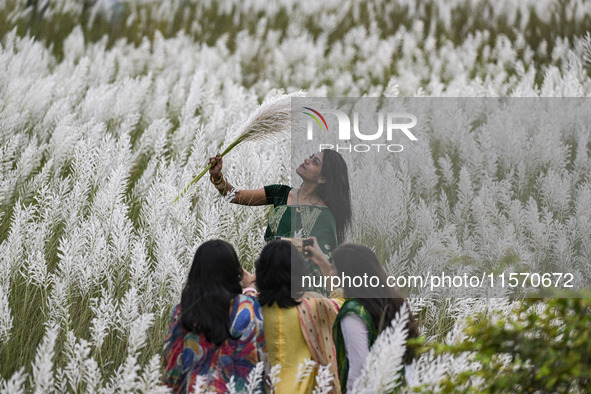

[333,299,378,393]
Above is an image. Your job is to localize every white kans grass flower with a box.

[128,237,151,290]
[176,91,302,201]
[405,349,448,391]
[138,355,170,394]
[53,367,68,394]
[0,285,12,343]
[151,224,186,309]
[55,228,85,294]
[2,203,32,281]
[126,313,155,355]
[245,361,265,394]
[312,364,334,394]
[0,367,27,394]
[296,358,317,383]
[64,331,93,392]
[115,354,141,394]
[45,277,70,329]
[22,250,49,290]
[268,364,281,391]
[89,289,118,349]
[352,303,410,394]
[226,376,237,394]
[82,355,103,394]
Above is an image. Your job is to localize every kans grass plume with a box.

[174,92,304,202]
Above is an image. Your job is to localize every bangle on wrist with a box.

[243,287,258,295]
[215,180,227,191]
[211,174,227,190]
[210,173,224,184]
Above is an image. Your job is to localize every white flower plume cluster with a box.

[1,0,591,391]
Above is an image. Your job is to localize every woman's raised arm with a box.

[208,154,268,206]
[304,236,332,277]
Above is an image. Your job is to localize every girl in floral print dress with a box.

[163,240,266,393]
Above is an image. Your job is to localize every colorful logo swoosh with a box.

[303,107,328,131]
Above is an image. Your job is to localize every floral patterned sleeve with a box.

[162,304,184,390]
[228,295,267,392]
[252,297,267,370]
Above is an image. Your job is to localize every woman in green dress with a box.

[305,242,419,392]
[208,149,351,292]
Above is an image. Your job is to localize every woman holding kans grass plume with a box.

[255,239,342,393]
[162,240,266,393]
[305,241,419,392]
[208,148,352,294]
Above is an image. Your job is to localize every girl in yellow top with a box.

[255,240,341,393]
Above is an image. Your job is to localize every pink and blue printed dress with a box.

[163,294,266,393]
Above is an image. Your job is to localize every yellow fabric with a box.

[262,304,316,393]
[329,288,346,306]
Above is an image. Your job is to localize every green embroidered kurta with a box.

[264,184,337,294]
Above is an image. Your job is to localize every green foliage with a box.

[433,296,591,393]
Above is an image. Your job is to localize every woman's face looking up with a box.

[296,152,324,182]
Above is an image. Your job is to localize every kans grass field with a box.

[1,0,591,392]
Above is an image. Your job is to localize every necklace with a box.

[295,189,322,212]
[295,189,303,212]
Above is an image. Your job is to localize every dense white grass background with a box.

[1,0,591,392]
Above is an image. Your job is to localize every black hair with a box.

[180,239,243,346]
[256,240,305,308]
[332,243,419,363]
[317,149,352,244]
